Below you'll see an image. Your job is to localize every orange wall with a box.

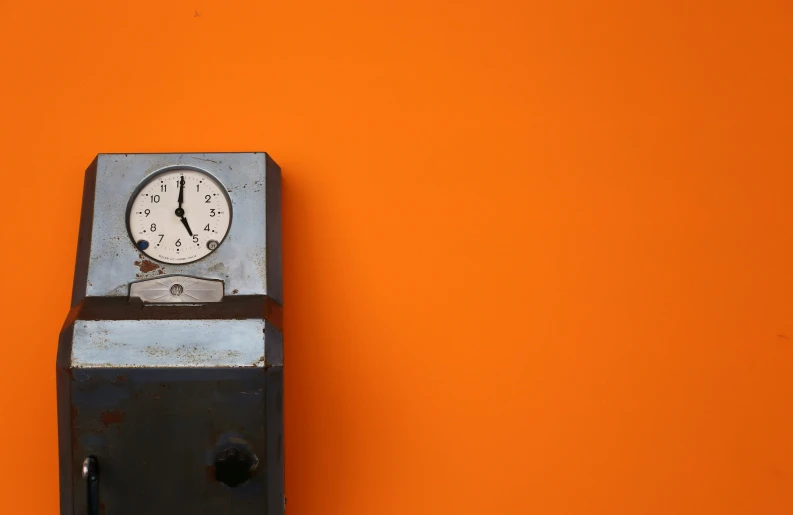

[1,1,792,513]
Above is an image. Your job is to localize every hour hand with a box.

[181,217,193,236]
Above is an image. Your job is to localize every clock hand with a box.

[181,216,194,237]
[175,176,186,218]
[175,175,192,236]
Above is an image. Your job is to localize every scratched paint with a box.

[81,153,275,300]
[71,319,268,368]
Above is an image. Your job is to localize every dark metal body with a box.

[57,154,284,514]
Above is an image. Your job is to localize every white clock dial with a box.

[127,169,232,264]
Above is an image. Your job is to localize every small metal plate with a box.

[129,275,224,303]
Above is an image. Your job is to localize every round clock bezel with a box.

[125,165,233,265]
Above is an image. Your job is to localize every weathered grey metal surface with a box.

[71,319,268,368]
[129,275,224,303]
[80,153,276,300]
[60,153,284,514]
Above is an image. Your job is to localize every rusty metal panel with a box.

[68,367,271,514]
[58,306,284,514]
[58,153,284,514]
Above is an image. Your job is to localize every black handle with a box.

[82,457,99,515]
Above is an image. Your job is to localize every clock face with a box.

[127,168,232,264]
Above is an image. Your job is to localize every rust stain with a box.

[116,374,128,383]
[232,289,239,294]
[100,410,125,426]
[134,258,160,273]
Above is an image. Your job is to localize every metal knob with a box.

[214,446,257,487]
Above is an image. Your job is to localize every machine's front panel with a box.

[57,152,284,515]
[70,367,268,515]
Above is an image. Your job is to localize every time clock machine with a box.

[57,153,284,514]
